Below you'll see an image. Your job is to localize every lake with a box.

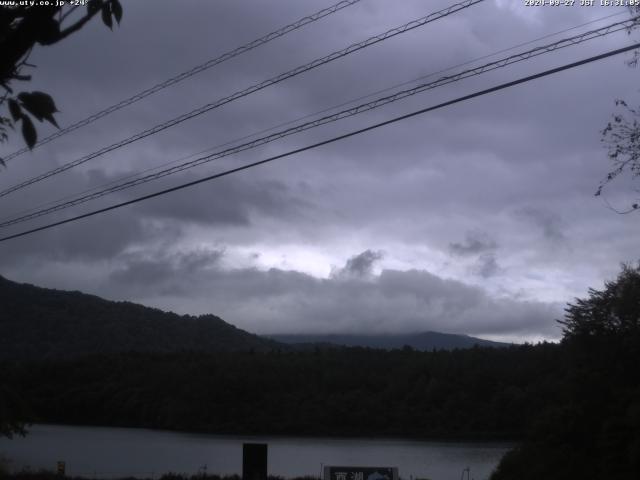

[0,425,513,480]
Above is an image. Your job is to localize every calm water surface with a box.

[0,425,513,480]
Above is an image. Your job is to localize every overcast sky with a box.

[1,0,639,342]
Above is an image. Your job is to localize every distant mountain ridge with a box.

[268,332,509,351]
[0,275,279,360]
[0,274,507,361]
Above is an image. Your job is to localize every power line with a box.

[0,0,485,199]
[1,0,363,162]
[1,42,637,244]
[2,9,624,224]
[4,11,624,226]
[3,9,625,227]
[0,8,631,231]
[1,16,635,229]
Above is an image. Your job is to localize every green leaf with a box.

[101,3,113,29]
[8,99,22,121]
[111,0,123,24]
[17,91,59,128]
[21,115,37,149]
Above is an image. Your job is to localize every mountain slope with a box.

[268,331,509,351]
[0,275,279,360]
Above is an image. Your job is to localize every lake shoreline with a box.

[1,473,314,480]
[1,424,513,480]
[23,422,521,444]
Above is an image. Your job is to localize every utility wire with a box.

[1,0,363,162]
[0,9,627,228]
[0,16,636,229]
[2,9,624,224]
[0,0,485,199]
[1,42,637,244]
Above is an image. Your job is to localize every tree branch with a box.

[59,5,80,25]
[53,2,106,43]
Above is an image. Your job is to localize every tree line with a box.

[2,343,562,440]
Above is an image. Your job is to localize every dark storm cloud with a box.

[515,206,567,244]
[132,173,311,226]
[12,0,402,161]
[474,253,501,279]
[449,231,497,256]
[110,248,225,296]
[98,248,561,338]
[1,0,638,342]
[449,232,501,278]
[333,249,384,278]
[9,0,628,182]
[0,210,154,267]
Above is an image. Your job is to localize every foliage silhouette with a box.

[491,263,640,480]
[0,0,122,161]
[597,7,640,211]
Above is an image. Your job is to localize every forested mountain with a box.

[0,275,279,360]
[0,275,507,361]
[269,332,508,350]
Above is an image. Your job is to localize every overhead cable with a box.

[0,16,636,228]
[0,0,485,198]
[4,8,622,224]
[1,0,364,162]
[1,42,637,243]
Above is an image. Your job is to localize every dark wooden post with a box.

[242,443,267,480]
